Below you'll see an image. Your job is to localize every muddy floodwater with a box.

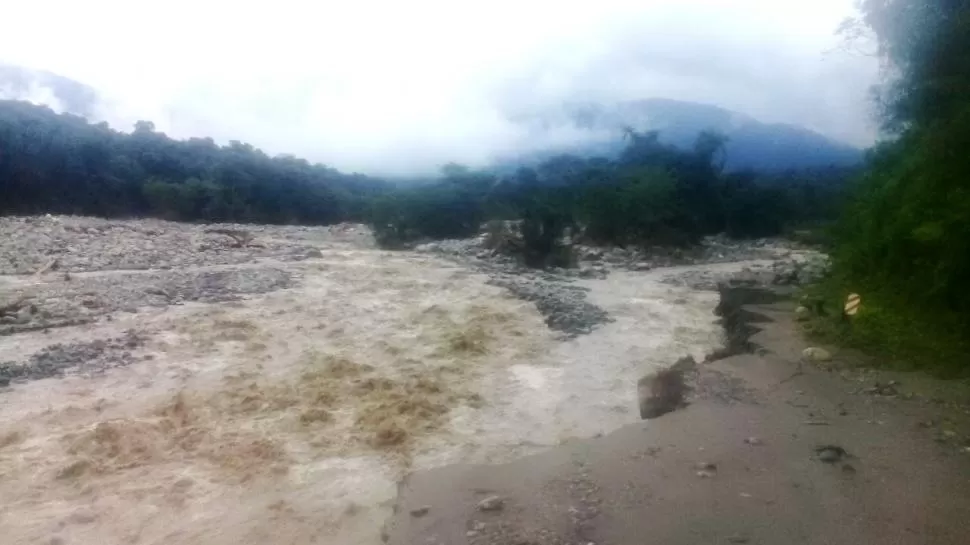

[0,217,800,545]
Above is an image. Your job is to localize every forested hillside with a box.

[1,98,850,247]
[0,100,388,223]
[814,0,970,374]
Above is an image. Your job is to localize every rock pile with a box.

[417,229,819,277]
[0,329,147,386]
[0,216,358,336]
[0,215,366,274]
[416,228,829,337]
[487,274,613,337]
[663,253,831,291]
[417,231,614,338]
[574,234,795,271]
[0,267,295,336]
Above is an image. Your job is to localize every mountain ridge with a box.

[0,63,99,117]
[497,98,864,172]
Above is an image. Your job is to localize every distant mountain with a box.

[0,64,99,117]
[500,98,864,172]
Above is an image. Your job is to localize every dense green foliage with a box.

[371,129,849,253]
[0,100,388,224]
[1,98,847,266]
[817,0,970,374]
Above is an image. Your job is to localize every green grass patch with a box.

[800,278,970,378]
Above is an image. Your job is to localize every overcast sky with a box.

[1,0,879,175]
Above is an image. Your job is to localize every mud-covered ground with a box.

[384,290,970,545]
[0,215,828,545]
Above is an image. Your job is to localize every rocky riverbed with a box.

[0,214,371,275]
[0,215,834,545]
[414,229,828,338]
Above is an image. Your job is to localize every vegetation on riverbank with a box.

[800,279,970,377]
[803,0,970,376]
[1,97,849,268]
[366,132,847,260]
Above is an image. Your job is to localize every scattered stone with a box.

[815,445,847,463]
[794,306,811,320]
[487,275,612,338]
[727,535,750,544]
[305,248,324,258]
[802,347,833,362]
[694,461,717,478]
[409,506,431,518]
[0,215,351,275]
[0,330,146,386]
[633,262,653,271]
[1,267,294,336]
[744,436,763,446]
[864,381,900,396]
[476,495,505,512]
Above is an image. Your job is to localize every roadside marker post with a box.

[842,293,861,324]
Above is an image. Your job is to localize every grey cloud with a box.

[1,0,878,176]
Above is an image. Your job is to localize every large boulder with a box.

[802,347,833,362]
[638,356,696,419]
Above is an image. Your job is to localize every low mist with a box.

[1,0,878,176]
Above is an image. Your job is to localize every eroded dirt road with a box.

[384,293,970,545]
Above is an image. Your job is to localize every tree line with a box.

[1,98,848,256]
[369,130,849,255]
[0,100,388,224]
[816,0,970,374]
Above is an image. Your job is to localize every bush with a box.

[520,207,575,269]
[367,183,486,248]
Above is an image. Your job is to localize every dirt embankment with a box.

[382,287,970,545]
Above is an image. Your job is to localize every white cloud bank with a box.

[1,0,879,175]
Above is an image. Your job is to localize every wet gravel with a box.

[487,275,613,338]
[414,231,826,339]
[0,215,370,274]
[0,330,147,386]
[415,238,615,338]
[0,267,296,336]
